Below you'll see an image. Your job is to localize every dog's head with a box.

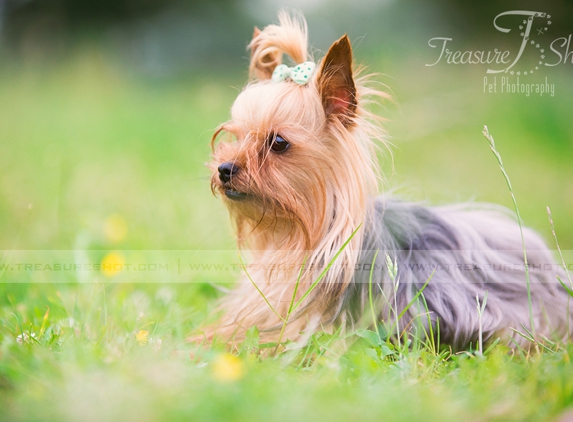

[210,12,385,248]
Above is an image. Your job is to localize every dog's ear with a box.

[252,26,261,39]
[249,26,279,80]
[317,35,357,126]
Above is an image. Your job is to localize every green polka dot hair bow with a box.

[271,62,316,85]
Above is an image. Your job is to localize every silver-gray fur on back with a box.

[343,197,571,350]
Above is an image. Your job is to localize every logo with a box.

[426,10,572,96]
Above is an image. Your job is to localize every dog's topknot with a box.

[248,10,308,80]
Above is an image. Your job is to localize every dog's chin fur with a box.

[198,11,572,351]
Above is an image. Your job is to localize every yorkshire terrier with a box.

[205,12,571,351]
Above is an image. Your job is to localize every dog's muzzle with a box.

[217,161,247,200]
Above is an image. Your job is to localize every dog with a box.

[204,11,571,351]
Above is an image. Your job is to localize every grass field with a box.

[1,47,573,421]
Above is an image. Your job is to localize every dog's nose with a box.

[218,161,239,183]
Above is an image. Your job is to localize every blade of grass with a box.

[547,206,573,288]
[483,125,535,337]
[511,327,553,353]
[557,276,573,298]
[274,256,307,355]
[382,269,435,354]
[484,337,501,355]
[290,224,362,314]
[419,293,436,355]
[288,256,306,316]
[314,327,344,361]
[39,306,50,338]
[238,253,286,323]
[11,312,24,341]
[385,253,401,348]
[368,250,380,339]
[476,291,488,355]
[508,336,527,359]
[397,269,435,320]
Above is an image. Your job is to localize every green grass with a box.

[1,48,573,421]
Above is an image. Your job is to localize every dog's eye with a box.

[269,134,290,153]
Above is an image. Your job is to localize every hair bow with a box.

[271,62,316,85]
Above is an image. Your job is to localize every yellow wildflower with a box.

[101,252,125,277]
[136,330,149,345]
[212,353,245,382]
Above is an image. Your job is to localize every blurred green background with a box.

[1,0,571,253]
